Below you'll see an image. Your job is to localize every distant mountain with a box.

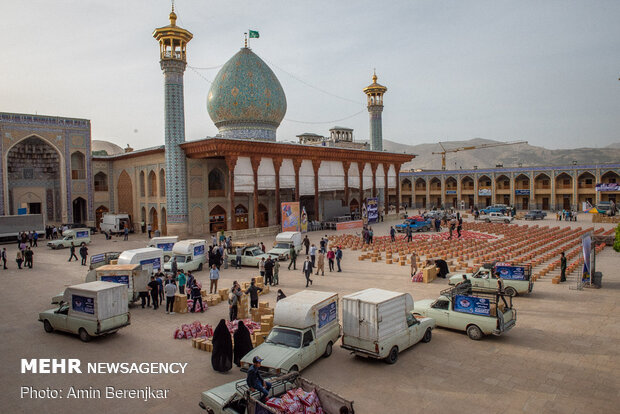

[382,138,620,170]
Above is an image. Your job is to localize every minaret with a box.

[153,7,192,235]
[363,70,387,151]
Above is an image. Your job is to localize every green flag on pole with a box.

[249,30,259,38]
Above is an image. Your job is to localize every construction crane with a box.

[432,140,528,170]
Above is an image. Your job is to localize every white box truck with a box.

[147,236,179,262]
[100,213,132,234]
[267,231,303,260]
[85,264,150,303]
[241,290,340,374]
[38,281,130,342]
[341,288,435,364]
[117,247,164,275]
[163,239,207,272]
[47,228,91,249]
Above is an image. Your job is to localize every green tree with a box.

[614,223,620,252]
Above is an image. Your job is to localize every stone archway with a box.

[160,207,167,235]
[72,197,87,223]
[149,207,158,231]
[234,204,249,230]
[95,205,109,229]
[209,205,227,233]
[257,203,269,228]
[117,171,134,218]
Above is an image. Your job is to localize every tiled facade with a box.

[397,164,620,211]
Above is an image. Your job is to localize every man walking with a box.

[302,256,313,287]
[33,231,38,247]
[315,251,325,276]
[170,257,178,277]
[273,259,280,285]
[560,252,567,282]
[245,278,263,308]
[191,279,204,313]
[147,223,152,238]
[79,243,88,266]
[1,248,7,269]
[309,244,317,267]
[123,225,129,241]
[335,246,343,272]
[406,225,413,243]
[303,235,310,255]
[264,256,274,286]
[235,245,243,269]
[24,247,34,269]
[390,226,396,242]
[228,281,242,320]
[327,248,335,272]
[164,278,177,314]
[147,276,159,310]
[209,264,220,294]
[288,245,297,270]
[320,236,327,254]
[68,243,78,262]
[457,217,463,238]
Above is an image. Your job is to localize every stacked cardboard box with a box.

[205,294,221,306]
[173,294,188,313]
[251,302,275,323]
[192,338,213,352]
[237,293,250,319]
[218,288,229,302]
[260,315,274,334]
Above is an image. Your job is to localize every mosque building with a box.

[0,7,412,236]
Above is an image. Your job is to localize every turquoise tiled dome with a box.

[207,48,287,141]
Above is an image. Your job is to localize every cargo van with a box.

[47,228,91,249]
[117,247,164,274]
[147,236,179,262]
[241,290,340,374]
[39,281,130,342]
[85,264,150,303]
[100,213,132,234]
[163,239,207,272]
[341,289,435,364]
[267,231,303,261]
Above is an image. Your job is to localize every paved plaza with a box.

[1,215,619,413]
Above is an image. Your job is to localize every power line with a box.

[188,64,224,71]
[283,109,366,125]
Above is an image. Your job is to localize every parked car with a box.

[230,244,271,268]
[163,239,207,272]
[480,206,508,215]
[62,223,97,234]
[448,263,533,297]
[480,212,513,223]
[341,289,435,364]
[596,201,617,215]
[241,291,340,374]
[267,232,302,261]
[524,210,547,220]
[395,217,432,233]
[414,287,516,340]
[39,281,130,342]
[47,228,91,249]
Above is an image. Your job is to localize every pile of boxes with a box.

[172,294,188,313]
[250,301,275,345]
[192,337,213,352]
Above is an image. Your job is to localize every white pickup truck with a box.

[481,212,513,224]
[341,288,435,364]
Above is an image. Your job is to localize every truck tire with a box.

[323,341,333,358]
[43,320,53,333]
[466,325,483,341]
[198,263,203,271]
[485,219,491,223]
[421,328,432,343]
[504,287,517,297]
[423,226,429,232]
[79,328,92,342]
[504,219,510,224]
[385,346,399,364]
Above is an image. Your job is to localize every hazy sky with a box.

[3,0,620,150]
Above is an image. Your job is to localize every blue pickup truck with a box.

[480,206,508,215]
[395,217,432,233]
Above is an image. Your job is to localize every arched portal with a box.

[73,197,87,223]
[209,205,227,233]
[149,207,158,231]
[257,203,268,228]
[148,171,157,197]
[95,205,109,229]
[208,168,226,197]
[6,136,61,220]
[160,207,167,235]
[234,204,248,230]
[117,171,133,217]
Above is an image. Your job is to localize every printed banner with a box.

[76,230,89,238]
[495,265,527,280]
[453,295,491,316]
[281,202,300,232]
[582,234,591,282]
[100,275,130,285]
[335,220,363,231]
[194,245,205,256]
[515,189,530,195]
[140,257,161,270]
[318,301,337,328]
[301,206,308,233]
[157,243,175,252]
[446,190,457,195]
[478,189,492,196]
[90,253,105,265]
[367,197,378,223]
[595,183,620,192]
[72,294,95,315]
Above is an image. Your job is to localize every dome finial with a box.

[169,0,177,26]
[372,68,377,83]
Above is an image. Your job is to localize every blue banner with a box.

[90,253,105,264]
[76,231,89,238]
[140,257,161,270]
[194,245,205,256]
[454,295,490,316]
[582,235,591,282]
[17,208,27,215]
[446,190,457,195]
[515,189,530,195]
[100,275,130,285]
[156,243,174,252]
[72,294,95,314]
[495,265,527,280]
[318,302,337,328]
[367,197,378,223]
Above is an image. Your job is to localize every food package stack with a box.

[252,331,266,346]
[173,294,188,313]
[259,284,270,295]
[218,288,229,302]
[237,294,250,319]
[260,315,274,334]
[242,281,251,290]
[200,288,207,298]
[422,266,437,283]
[206,294,221,306]
[255,276,264,285]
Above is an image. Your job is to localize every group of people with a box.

[17,230,39,247]
[14,235,35,269]
[557,209,577,221]
[68,242,89,266]
[258,256,280,286]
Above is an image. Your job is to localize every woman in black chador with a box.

[211,319,233,372]
[233,320,253,367]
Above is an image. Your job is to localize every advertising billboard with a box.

[281,202,300,232]
[366,197,378,223]
[318,301,337,328]
[100,275,130,285]
[301,206,308,233]
[453,295,491,316]
[478,189,492,196]
[71,294,95,315]
[494,265,527,280]
[595,183,620,192]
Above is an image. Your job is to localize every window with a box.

[585,179,592,185]
[302,330,314,346]
[70,152,85,180]
[543,180,549,186]
[563,179,570,186]
[159,169,166,196]
[139,171,145,197]
[94,172,108,191]
[432,300,449,310]
[610,178,617,184]
[148,171,157,197]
